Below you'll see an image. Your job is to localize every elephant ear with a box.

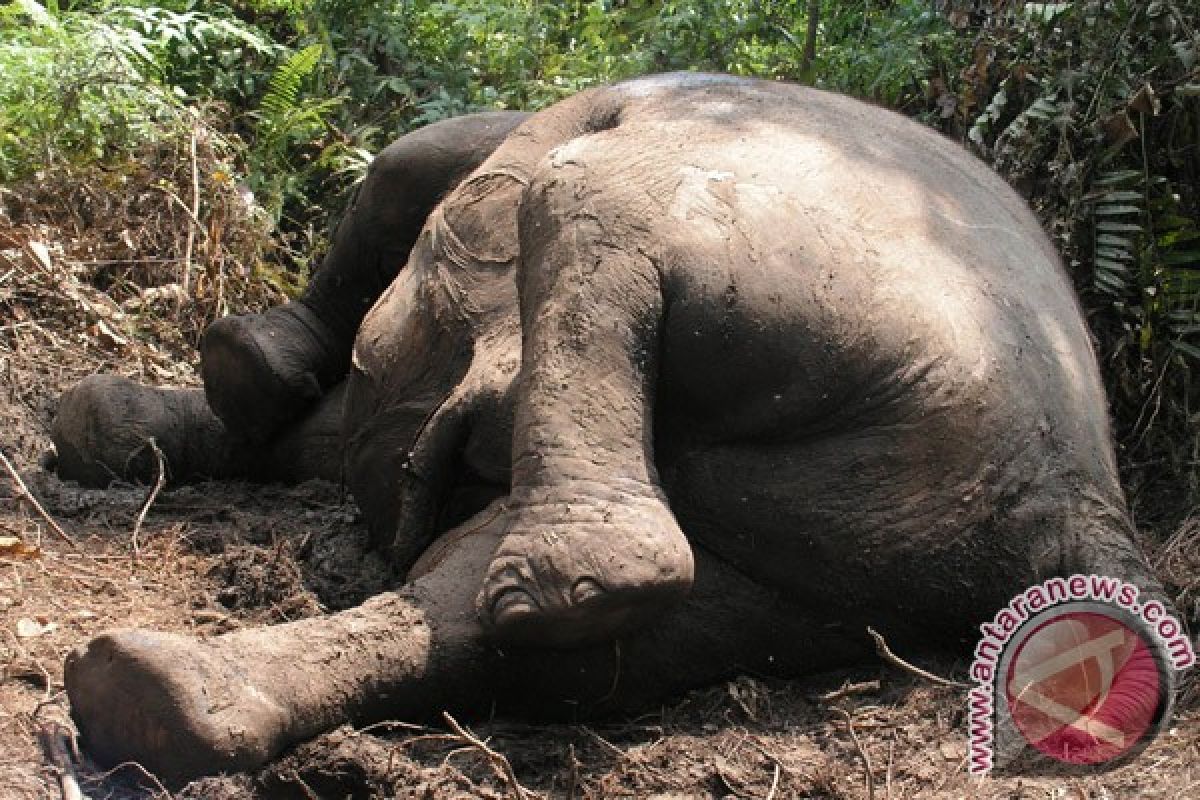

[432,170,525,270]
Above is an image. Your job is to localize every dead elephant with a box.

[51,73,1165,785]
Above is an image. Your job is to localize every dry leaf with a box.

[0,535,41,561]
[1128,83,1160,116]
[122,283,188,311]
[1100,110,1139,147]
[25,240,53,273]
[15,617,57,638]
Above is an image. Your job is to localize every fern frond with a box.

[7,1,56,28]
[260,43,323,124]
[1089,169,1148,298]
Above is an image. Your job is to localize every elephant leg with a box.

[258,381,347,484]
[477,154,692,647]
[300,112,531,344]
[51,375,248,487]
[200,112,528,443]
[50,374,346,487]
[65,505,862,787]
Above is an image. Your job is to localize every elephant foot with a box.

[50,375,237,487]
[200,303,341,443]
[477,486,694,647]
[65,630,292,787]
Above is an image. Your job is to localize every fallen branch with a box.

[130,439,167,560]
[866,627,968,689]
[442,711,530,800]
[0,450,77,548]
[835,708,875,800]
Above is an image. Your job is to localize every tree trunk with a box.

[801,0,820,75]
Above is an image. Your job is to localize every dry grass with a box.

[1,170,1198,799]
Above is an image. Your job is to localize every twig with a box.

[866,627,967,689]
[95,761,171,797]
[181,123,200,296]
[714,764,745,797]
[31,690,70,724]
[0,450,77,548]
[37,722,88,800]
[356,719,432,736]
[565,742,581,800]
[836,708,875,800]
[820,679,881,704]
[63,257,181,267]
[749,739,788,799]
[130,439,166,560]
[153,185,207,231]
[578,726,624,758]
[4,629,55,700]
[442,711,530,800]
[885,732,896,800]
[764,761,781,800]
[284,770,319,800]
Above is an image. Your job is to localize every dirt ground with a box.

[2,179,1199,798]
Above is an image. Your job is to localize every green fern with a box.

[249,42,343,222]
[1090,169,1144,298]
[1158,213,1200,360]
[260,43,324,124]
[255,43,339,149]
[1090,167,1200,362]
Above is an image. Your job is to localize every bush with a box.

[0,1,185,181]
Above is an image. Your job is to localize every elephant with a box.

[50,73,1166,786]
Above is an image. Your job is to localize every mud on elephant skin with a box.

[53,73,1170,786]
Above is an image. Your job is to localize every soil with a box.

[2,174,1199,798]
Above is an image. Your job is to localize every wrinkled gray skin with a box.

[52,110,529,487]
[54,74,1164,785]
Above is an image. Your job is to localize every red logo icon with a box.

[1004,610,1164,765]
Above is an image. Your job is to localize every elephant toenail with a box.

[571,578,605,605]
[491,588,539,623]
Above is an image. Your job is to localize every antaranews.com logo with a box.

[967,574,1195,774]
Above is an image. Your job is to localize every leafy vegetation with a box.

[953,0,1200,514]
[2,0,1198,519]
